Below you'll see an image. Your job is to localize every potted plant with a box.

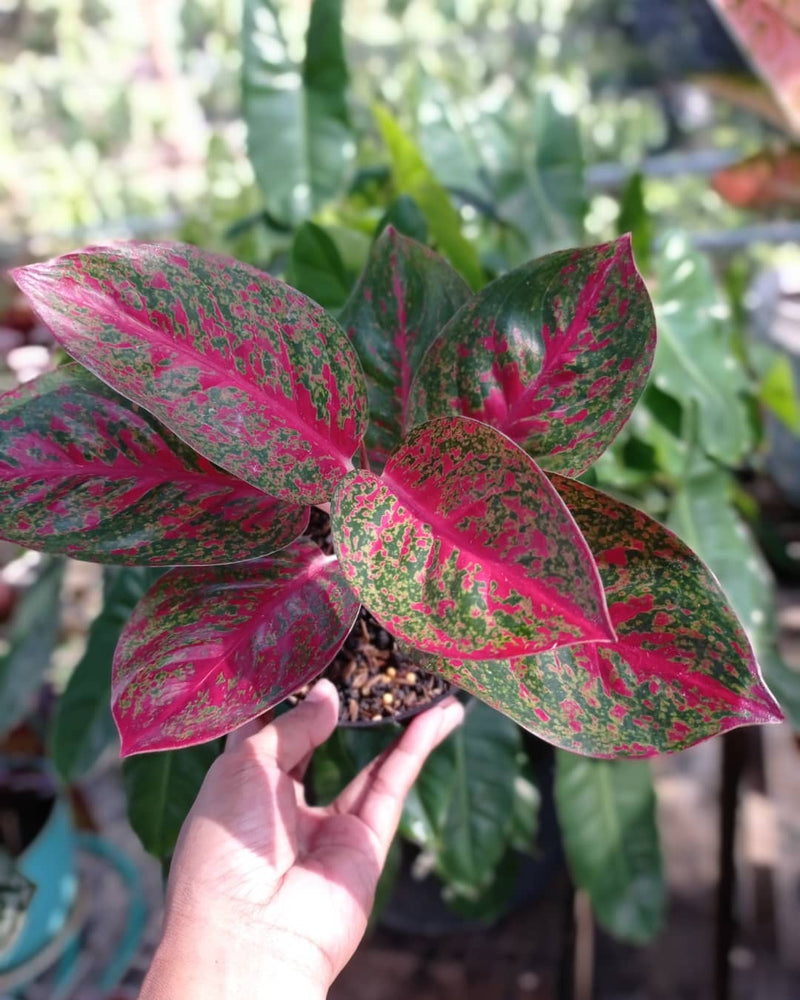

[0,225,780,763]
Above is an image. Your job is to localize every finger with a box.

[289,747,316,783]
[333,697,464,856]
[244,678,339,774]
[225,709,274,752]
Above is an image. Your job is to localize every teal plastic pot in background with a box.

[0,758,77,972]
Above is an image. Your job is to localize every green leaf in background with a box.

[493,90,586,255]
[287,221,351,310]
[376,195,429,244]
[555,752,665,944]
[652,234,754,465]
[669,461,800,728]
[50,567,164,782]
[243,0,353,226]
[123,741,223,860]
[0,558,63,736]
[758,351,800,434]
[374,104,483,290]
[618,172,653,275]
[400,700,522,894]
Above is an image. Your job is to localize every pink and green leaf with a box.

[112,538,361,754]
[0,365,308,565]
[13,242,368,504]
[339,226,471,470]
[426,478,782,757]
[331,417,614,661]
[408,236,656,476]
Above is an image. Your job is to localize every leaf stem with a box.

[359,438,371,473]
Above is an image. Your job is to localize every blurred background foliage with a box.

[3,0,800,947]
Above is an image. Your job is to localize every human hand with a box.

[140,680,465,999]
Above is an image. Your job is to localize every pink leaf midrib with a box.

[377,465,613,638]
[27,272,354,471]
[111,551,346,709]
[502,244,624,433]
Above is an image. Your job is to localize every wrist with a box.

[140,918,329,1000]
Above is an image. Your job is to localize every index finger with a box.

[333,697,465,856]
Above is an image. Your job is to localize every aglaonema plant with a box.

[2,227,782,760]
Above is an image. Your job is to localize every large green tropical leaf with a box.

[243,0,353,225]
[124,741,223,860]
[651,234,754,465]
[555,752,665,944]
[401,699,522,893]
[0,558,63,736]
[51,567,163,781]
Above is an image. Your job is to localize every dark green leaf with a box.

[287,221,351,310]
[0,558,63,736]
[50,567,163,781]
[243,0,353,225]
[618,173,653,275]
[401,700,521,893]
[377,195,429,244]
[123,741,223,860]
[555,752,665,944]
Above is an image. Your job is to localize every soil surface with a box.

[299,508,451,726]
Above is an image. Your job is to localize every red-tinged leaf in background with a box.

[425,478,782,757]
[0,365,308,565]
[12,242,368,504]
[339,227,471,470]
[112,538,360,754]
[711,147,800,209]
[331,417,614,661]
[709,0,800,135]
[408,236,656,477]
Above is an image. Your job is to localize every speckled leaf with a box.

[426,478,782,757]
[112,538,361,755]
[409,236,656,476]
[12,242,368,503]
[331,417,614,660]
[0,365,309,564]
[339,227,471,469]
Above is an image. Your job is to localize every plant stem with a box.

[359,439,371,473]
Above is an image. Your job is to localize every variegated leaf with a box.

[112,538,360,754]
[331,417,614,661]
[427,478,782,757]
[408,236,656,476]
[339,227,471,469]
[13,243,368,503]
[0,365,307,565]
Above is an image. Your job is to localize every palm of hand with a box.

[162,681,464,988]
